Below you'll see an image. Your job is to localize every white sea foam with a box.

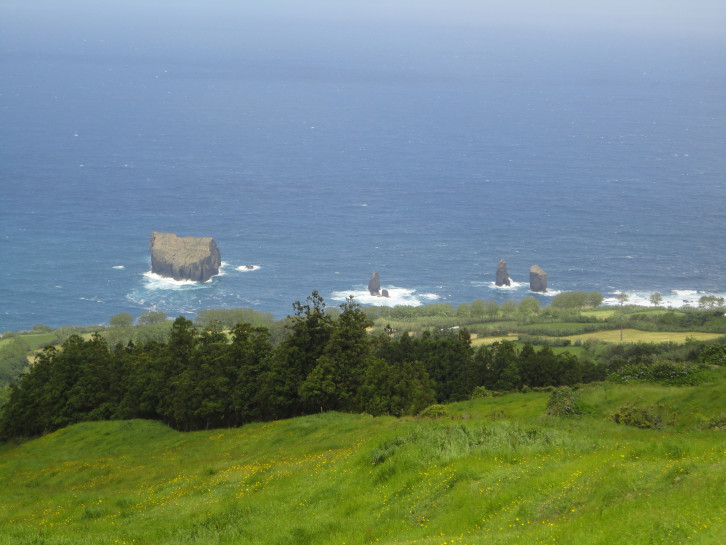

[142,271,203,290]
[534,288,562,297]
[488,278,527,290]
[330,286,440,308]
[213,262,232,277]
[236,265,261,272]
[603,289,726,309]
[112,265,125,269]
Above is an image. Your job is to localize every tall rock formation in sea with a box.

[368,272,381,296]
[149,232,221,282]
[529,265,548,293]
[495,259,511,286]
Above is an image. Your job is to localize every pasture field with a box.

[560,329,724,345]
[1,369,725,545]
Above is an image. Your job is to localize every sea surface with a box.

[1,2,725,331]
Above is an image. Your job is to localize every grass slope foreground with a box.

[1,372,725,545]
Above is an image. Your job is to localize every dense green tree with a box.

[556,352,583,386]
[257,291,333,418]
[481,341,518,390]
[551,292,587,309]
[519,297,541,316]
[699,295,725,309]
[64,334,117,421]
[110,312,134,327]
[137,311,168,326]
[518,343,541,387]
[470,299,485,317]
[418,329,474,402]
[484,300,499,319]
[189,323,234,429]
[300,298,372,412]
[156,317,198,428]
[587,291,604,307]
[195,308,275,329]
[501,300,518,317]
[0,337,31,386]
[358,359,435,416]
[230,323,273,423]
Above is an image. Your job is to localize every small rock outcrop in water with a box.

[149,232,221,282]
[368,272,381,296]
[529,265,548,293]
[495,259,511,286]
[381,289,390,298]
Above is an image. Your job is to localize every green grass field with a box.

[561,329,724,344]
[0,333,57,351]
[2,369,725,545]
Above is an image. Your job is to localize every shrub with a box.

[545,386,582,417]
[607,360,713,386]
[418,404,449,419]
[608,405,664,429]
[470,386,493,399]
[109,313,134,327]
[700,344,726,366]
[706,412,726,431]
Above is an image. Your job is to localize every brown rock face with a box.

[495,259,511,286]
[368,272,381,296]
[149,232,221,282]
[529,265,548,293]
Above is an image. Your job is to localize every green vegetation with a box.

[1,292,725,544]
[2,292,726,439]
[1,371,725,544]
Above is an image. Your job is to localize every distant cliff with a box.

[149,232,221,282]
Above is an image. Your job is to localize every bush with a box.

[418,404,449,419]
[700,344,726,366]
[706,412,726,431]
[470,386,493,399]
[109,313,134,327]
[137,311,168,326]
[608,405,664,429]
[545,386,582,417]
[607,360,713,386]
[550,291,603,309]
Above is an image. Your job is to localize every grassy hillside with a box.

[2,370,725,545]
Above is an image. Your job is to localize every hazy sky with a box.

[2,0,725,41]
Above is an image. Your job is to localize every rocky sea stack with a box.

[495,259,511,286]
[149,232,221,282]
[529,265,548,293]
[368,272,381,296]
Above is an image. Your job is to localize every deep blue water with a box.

[1,3,725,331]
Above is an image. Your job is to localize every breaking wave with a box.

[141,271,205,290]
[489,278,527,290]
[604,289,726,309]
[330,286,440,308]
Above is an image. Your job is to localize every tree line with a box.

[0,292,689,439]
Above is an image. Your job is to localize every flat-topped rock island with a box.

[149,232,221,282]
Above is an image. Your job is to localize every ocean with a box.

[1,2,725,332]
